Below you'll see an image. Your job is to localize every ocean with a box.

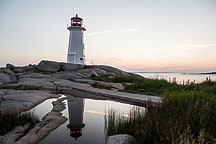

[136,72,216,84]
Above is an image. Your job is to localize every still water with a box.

[39,97,143,144]
[137,72,216,84]
[26,98,56,120]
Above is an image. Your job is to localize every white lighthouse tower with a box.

[67,14,86,64]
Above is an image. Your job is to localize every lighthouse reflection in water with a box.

[67,96,85,140]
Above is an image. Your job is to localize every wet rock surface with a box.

[107,134,136,144]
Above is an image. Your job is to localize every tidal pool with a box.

[39,96,144,144]
[24,98,56,120]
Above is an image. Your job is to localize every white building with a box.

[67,14,86,64]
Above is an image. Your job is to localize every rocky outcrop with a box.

[37,60,61,72]
[107,134,136,144]
[94,65,130,75]
[0,60,160,115]
[1,123,31,144]
[0,89,59,114]
[0,73,15,84]
[60,62,84,71]
[6,63,16,69]
[0,68,17,84]
[37,60,85,72]
[73,78,124,90]
[0,60,160,144]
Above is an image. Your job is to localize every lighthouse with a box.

[67,14,86,64]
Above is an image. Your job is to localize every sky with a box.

[0,0,216,72]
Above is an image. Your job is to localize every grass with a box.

[91,82,113,90]
[91,74,144,83]
[0,112,39,135]
[106,90,216,143]
[99,74,216,143]
[91,74,216,96]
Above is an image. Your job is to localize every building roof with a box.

[71,14,83,21]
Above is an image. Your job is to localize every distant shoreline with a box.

[200,72,216,75]
[134,72,179,74]
[134,72,216,75]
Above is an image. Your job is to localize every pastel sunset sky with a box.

[0,0,216,72]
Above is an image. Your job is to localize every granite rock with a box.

[0,73,16,84]
[6,63,16,69]
[60,62,84,71]
[37,60,60,72]
[1,123,31,144]
[107,134,136,144]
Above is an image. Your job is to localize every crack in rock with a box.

[3,98,36,105]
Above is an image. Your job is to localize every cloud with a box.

[86,28,137,36]
[110,58,123,61]
[141,43,216,51]
[160,65,193,71]
[175,43,216,48]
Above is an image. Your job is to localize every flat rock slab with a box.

[18,72,52,79]
[0,90,59,114]
[54,79,91,91]
[73,78,124,90]
[60,82,161,106]
[2,78,56,90]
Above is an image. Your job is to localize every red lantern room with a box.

[71,14,83,27]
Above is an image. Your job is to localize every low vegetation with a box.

[91,74,216,96]
[0,112,39,135]
[91,74,144,83]
[91,82,113,90]
[106,90,216,143]
[100,74,216,143]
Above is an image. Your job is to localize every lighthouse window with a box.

[80,58,83,60]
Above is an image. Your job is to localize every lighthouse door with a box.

[68,53,77,63]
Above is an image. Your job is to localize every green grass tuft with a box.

[91,82,113,90]
[91,74,144,83]
[0,112,39,135]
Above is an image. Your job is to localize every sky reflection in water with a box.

[39,97,143,144]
